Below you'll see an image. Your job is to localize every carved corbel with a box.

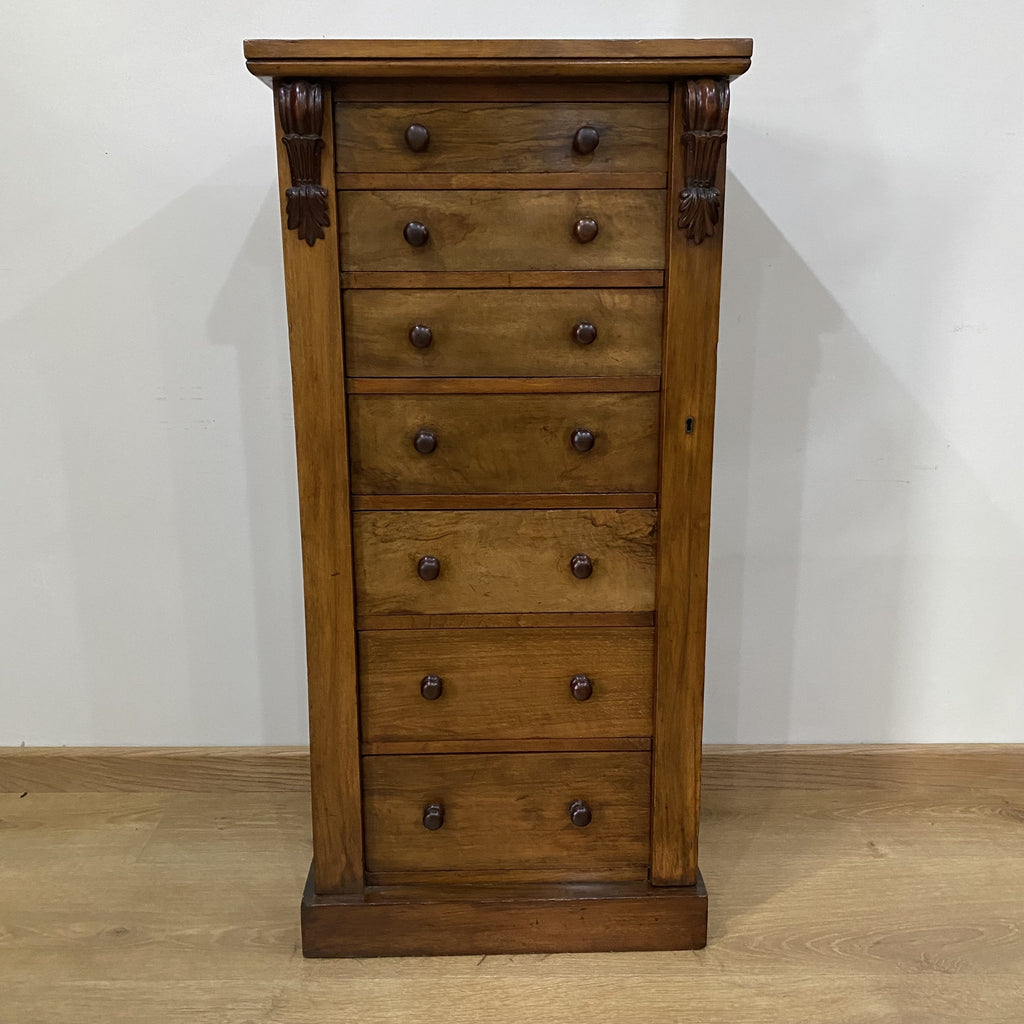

[276,80,329,247]
[677,79,730,245]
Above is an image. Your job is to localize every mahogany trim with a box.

[678,79,730,245]
[276,81,330,247]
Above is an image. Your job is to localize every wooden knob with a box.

[404,221,429,247]
[572,125,600,155]
[405,123,430,152]
[570,674,593,701]
[572,218,598,244]
[409,324,433,349]
[422,803,445,830]
[570,553,593,579]
[413,428,437,454]
[571,428,595,453]
[420,674,443,700]
[568,799,592,827]
[418,555,441,581]
[573,321,597,346]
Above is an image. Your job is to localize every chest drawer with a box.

[359,627,654,742]
[362,751,650,882]
[335,101,669,174]
[343,288,663,379]
[338,189,666,272]
[348,392,659,495]
[352,508,656,616]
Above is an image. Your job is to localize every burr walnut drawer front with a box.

[343,288,663,379]
[348,393,659,495]
[335,102,669,174]
[362,751,651,882]
[359,627,654,742]
[338,190,666,272]
[352,509,656,616]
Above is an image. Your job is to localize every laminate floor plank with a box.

[1,747,1022,1024]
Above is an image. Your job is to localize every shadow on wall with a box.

[4,154,306,745]
[705,169,1021,744]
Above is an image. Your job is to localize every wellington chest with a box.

[243,37,752,957]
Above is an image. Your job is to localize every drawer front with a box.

[349,393,659,495]
[338,189,665,272]
[359,627,654,741]
[335,102,669,174]
[362,751,650,880]
[343,288,663,378]
[353,509,656,616]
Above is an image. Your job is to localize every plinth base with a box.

[300,863,708,957]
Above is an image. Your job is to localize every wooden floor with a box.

[1,745,1021,1023]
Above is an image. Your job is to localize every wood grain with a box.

[649,79,728,887]
[341,269,664,289]
[3,746,1023,1016]
[342,287,663,378]
[336,171,667,190]
[356,610,655,630]
[360,737,652,755]
[346,377,661,394]
[245,39,755,60]
[304,871,706,956]
[335,102,668,173]
[334,79,669,102]
[273,82,362,894]
[348,392,659,494]
[248,58,754,81]
[357,627,654,742]
[351,493,657,510]
[0,746,309,792]
[337,189,666,272]
[352,509,657,616]
[361,751,650,879]
[6,744,1018,793]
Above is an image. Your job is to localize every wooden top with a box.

[244,38,753,80]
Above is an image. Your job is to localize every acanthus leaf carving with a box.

[276,80,329,247]
[677,79,730,245]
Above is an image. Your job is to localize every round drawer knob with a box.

[570,553,593,579]
[409,324,433,349]
[405,123,430,152]
[573,321,597,346]
[571,428,595,453]
[418,555,441,581]
[570,674,593,701]
[568,799,592,827]
[572,125,601,155]
[413,428,437,454]
[404,221,430,247]
[422,803,445,830]
[572,218,599,244]
[420,674,443,700]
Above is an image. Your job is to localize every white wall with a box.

[3,2,1022,745]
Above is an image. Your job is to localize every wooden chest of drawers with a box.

[244,37,752,957]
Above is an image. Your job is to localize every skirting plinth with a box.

[300,863,708,957]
